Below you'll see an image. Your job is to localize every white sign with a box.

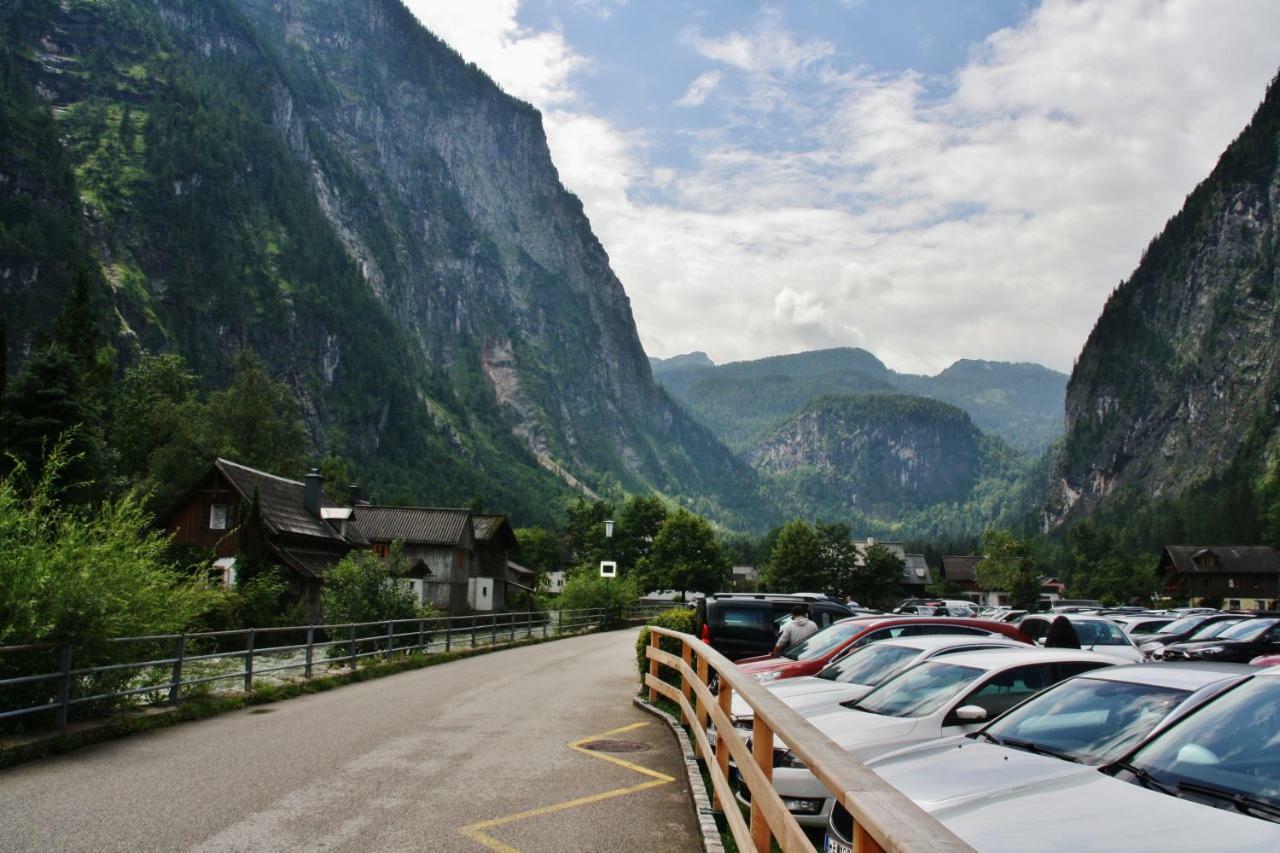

[599,560,617,578]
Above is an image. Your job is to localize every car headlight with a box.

[1139,641,1162,652]
[1188,646,1224,657]
[754,671,781,684]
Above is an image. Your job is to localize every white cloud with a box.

[403,0,1280,375]
[676,70,721,107]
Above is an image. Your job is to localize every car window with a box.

[782,622,863,660]
[853,661,985,718]
[1129,619,1172,635]
[1186,619,1245,640]
[1019,618,1049,643]
[1218,619,1278,641]
[987,677,1191,764]
[717,607,771,631]
[954,663,1058,721]
[816,643,923,685]
[1160,615,1210,635]
[1071,620,1131,646]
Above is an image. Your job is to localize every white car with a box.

[1017,614,1144,662]
[1109,614,1176,636]
[740,648,1114,827]
[835,666,1280,852]
[724,635,1026,733]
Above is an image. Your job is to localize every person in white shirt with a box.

[772,604,819,655]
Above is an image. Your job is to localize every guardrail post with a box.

[714,680,731,810]
[386,621,395,661]
[750,717,775,851]
[348,624,357,671]
[680,642,693,704]
[647,632,660,703]
[491,614,497,647]
[510,613,516,643]
[445,619,452,652]
[55,642,73,728]
[169,633,186,705]
[304,626,314,679]
[855,823,888,853]
[243,629,255,692]
[417,619,425,653]
[542,614,548,638]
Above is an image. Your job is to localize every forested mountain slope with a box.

[1045,72,1280,543]
[0,0,767,527]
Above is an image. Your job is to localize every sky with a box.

[403,0,1280,375]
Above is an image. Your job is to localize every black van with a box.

[693,593,854,661]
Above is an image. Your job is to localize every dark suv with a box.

[693,593,853,661]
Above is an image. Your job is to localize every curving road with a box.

[0,629,702,852]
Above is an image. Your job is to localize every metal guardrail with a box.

[0,602,671,729]
[644,626,974,853]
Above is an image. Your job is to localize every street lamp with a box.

[604,519,614,539]
[602,519,616,626]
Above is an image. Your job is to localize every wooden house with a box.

[156,459,363,619]
[352,506,477,613]
[1157,545,1280,610]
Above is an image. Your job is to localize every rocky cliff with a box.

[0,0,765,526]
[1046,72,1280,531]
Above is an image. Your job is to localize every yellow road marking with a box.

[459,721,676,852]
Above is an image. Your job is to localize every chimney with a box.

[347,484,361,506]
[304,469,323,516]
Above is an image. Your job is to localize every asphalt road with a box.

[0,629,702,852]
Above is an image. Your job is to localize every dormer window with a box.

[209,504,229,531]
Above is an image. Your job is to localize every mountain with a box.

[0,0,767,528]
[751,393,1031,537]
[653,347,1066,454]
[649,351,714,372]
[1046,72,1280,541]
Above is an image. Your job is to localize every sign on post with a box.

[599,560,617,578]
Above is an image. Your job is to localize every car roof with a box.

[868,635,1025,652]
[1024,613,1118,623]
[913,648,1109,669]
[1072,661,1254,689]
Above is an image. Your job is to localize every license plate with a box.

[825,833,852,853]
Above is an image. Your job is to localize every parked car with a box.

[1251,654,1280,667]
[826,662,1256,853]
[842,668,1280,851]
[738,648,1113,827]
[692,593,853,661]
[1160,617,1280,662]
[1016,614,1144,662]
[1139,614,1252,660]
[722,635,1026,733]
[736,616,1031,683]
[1109,614,1176,636]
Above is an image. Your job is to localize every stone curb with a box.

[632,695,725,853]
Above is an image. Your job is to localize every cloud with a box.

[676,70,721,107]
[682,10,835,75]
[401,0,584,106]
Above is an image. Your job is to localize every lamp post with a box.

[602,519,616,626]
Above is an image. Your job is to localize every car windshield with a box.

[1187,619,1246,640]
[851,661,984,718]
[1216,618,1278,641]
[816,643,921,685]
[986,678,1190,764]
[783,622,862,660]
[1127,677,1280,820]
[1128,620,1172,635]
[1071,619,1131,646]
[1160,615,1210,635]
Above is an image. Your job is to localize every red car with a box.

[736,616,1032,683]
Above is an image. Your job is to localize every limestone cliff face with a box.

[1,0,764,525]
[1046,74,1280,529]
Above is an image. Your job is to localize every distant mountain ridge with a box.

[652,347,1067,454]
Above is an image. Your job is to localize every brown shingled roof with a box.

[941,556,980,583]
[1160,545,1280,575]
[213,458,359,543]
[473,514,519,547]
[354,506,473,546]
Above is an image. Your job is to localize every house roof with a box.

[353,506,472,546]
[902,553,933,586]
[473,514,519,547]
[941,556,980,582]
[268,542,346,579]
[213,458,358,544]
[1160,545,1280,575]
[507,560,534,577]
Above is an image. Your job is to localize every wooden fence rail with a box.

[644,626,974,853]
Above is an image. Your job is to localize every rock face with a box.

[749,394,988,516]
[0,0,764,526]
[1046,73,1280,529]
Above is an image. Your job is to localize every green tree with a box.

[201,348,307,476]
[760,519,826,592]
[514,525,563,590]
[614,494,668,574]
[321,544,424,623]
[110,352,206,503]
[817,521,858,596]
[563,496,614,571]
[855,543,906,607]
[637,508,729,599]
[1067,521,1154,605]
[975,529,1041,610]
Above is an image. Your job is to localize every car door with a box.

[712,603,774,659]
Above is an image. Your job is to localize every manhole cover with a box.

[580,739,650,753]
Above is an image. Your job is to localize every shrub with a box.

[557,571,639,617]
[635,606,697,686]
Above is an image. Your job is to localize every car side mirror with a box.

[954,705,987,722]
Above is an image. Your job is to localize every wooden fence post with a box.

[714,681,732,810]
[647,631,660,703]
[694,654,709,758]
[750,717,775,851]
[680,642,693,704]
[169,633,186,705]
[54,642,73,729]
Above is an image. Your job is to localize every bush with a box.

[557,571,639,616]
[635,606,697,686]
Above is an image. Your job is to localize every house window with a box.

[209,504,229,531]
[1228,578,1236,589]
[455,550,466,570]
